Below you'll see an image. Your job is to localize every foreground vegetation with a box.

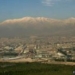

[0,62,75,75]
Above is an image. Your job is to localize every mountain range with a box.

[0,17,75,37]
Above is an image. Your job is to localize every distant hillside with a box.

[0,17,75,37]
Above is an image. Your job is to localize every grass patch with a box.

[0,62,74,75]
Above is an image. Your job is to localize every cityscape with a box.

[0,0,75,75]
[0,36,75,64]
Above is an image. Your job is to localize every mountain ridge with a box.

[0,17,75,37]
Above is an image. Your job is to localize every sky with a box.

[0,0,75,22]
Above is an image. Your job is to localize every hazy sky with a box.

[0,0,75,22]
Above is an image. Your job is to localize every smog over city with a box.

[0,17,75,37]
[0,0,75,75]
